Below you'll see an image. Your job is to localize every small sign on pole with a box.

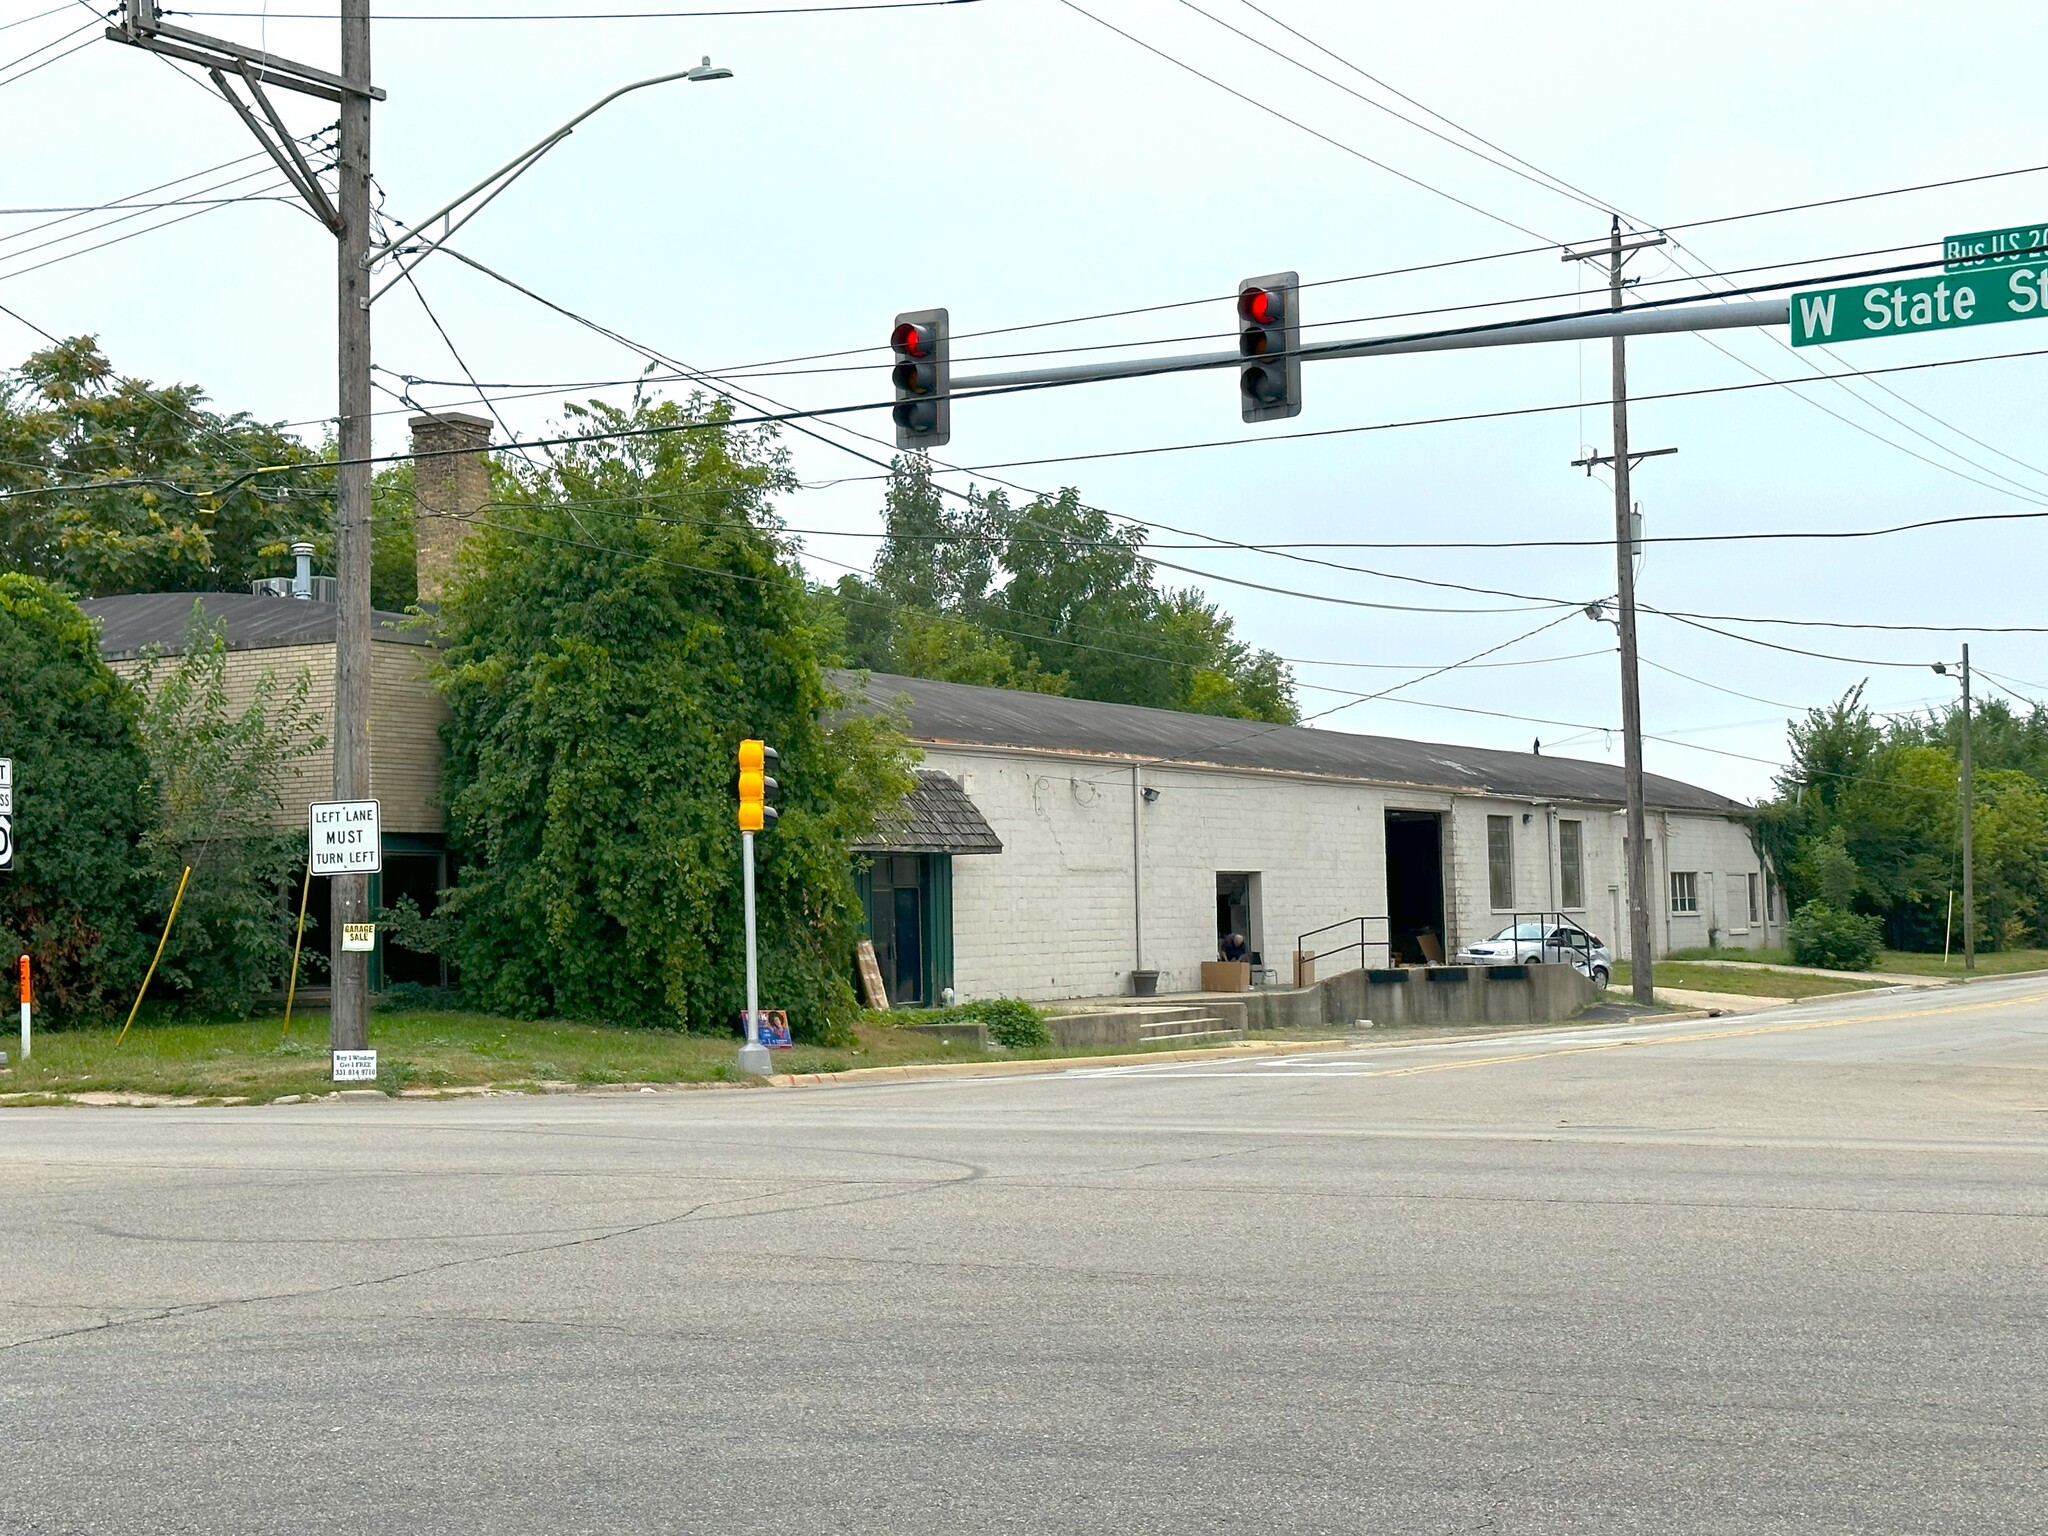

[309,799,381,875]
[331,1050,378,1082]
[0,757,14,875]
[341,922,377,952]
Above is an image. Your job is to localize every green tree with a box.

[0,574,158,1022]
[433,393,914,1039]
[831,458,1296,723]
[0,337,331,598]
[1760,684,2048,952]
[130,604,326,1015]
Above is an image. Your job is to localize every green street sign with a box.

[1789,266,2048,346]
[1945,222,2048,271]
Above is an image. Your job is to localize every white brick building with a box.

[848,672,1782,1004]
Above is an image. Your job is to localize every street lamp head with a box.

[686,56,733,81]
[1933,662,1950,676]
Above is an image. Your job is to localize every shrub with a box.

[1787,900,1882,970]
[941,995,1049,1049]
[0,574,158,1023]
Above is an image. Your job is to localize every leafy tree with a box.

[830,456,1297,723]
[0,574,157,1022]
[1761,684,2048,952]
[432,393,914,1039]
[130,604,326,1015]
[0,337,331,598]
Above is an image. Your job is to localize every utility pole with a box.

[109,0,382,1050]
[1959,644,1977,973]
[1565,217,1669,1007]
[1934,647,1978,973]
[332,0,374,1051]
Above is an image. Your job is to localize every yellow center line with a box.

[1368,988,2048,1079]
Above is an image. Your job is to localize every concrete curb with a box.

[767,1038,1350,1087]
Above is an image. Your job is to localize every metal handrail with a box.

[1294,914,1392,976]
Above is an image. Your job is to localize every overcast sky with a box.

[7,0,2046,800]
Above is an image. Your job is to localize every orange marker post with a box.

[17,953,28,1062]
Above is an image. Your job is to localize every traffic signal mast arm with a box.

[944,296,1788,393]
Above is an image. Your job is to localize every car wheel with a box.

[1522,954,1541,965]
[1591,966,1610,988]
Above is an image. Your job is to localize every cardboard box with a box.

[1200,960,1252,993]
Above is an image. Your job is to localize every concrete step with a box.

[1138,1015,1242,1042]
[1045,1008,1246,1050]
[1049,1004,1217,1027]
[1135,1027,1243,1047]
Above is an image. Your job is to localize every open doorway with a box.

[867,854,927,1005]
[1384,810,1446,965]
[1215,872,1263,964]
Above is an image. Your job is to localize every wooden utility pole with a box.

[1566,218,1671,1006]
[109,0,382,1049]
[330,0,374,1050]
[1960,644,1977,973]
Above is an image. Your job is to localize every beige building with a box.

[76,414,1777,1006]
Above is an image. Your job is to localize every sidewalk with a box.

[1677,959,1948,989]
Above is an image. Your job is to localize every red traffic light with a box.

[891,321,934,358]
[1238,287,1281,325]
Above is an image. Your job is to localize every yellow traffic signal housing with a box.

[736,738,780,832]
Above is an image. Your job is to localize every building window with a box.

[1747,872,1762,927]
[1559,819,1584,910]
[1487,815,1514,909]
[1670,870,1699,914]
[1767,879,1778,923]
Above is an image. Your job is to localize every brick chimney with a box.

[407,412,493,604]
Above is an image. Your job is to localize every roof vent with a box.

[248,574,337,603]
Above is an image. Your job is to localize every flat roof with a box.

[838,670,1748,815]
[81,591,429,661]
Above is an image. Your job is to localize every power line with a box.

[1055,0,1557,243]
[175,0,982,16]
[15,334,2048,515]
[0,15,95,74]
[1174,0,1610,218]
[0,5,81,35]
[0,21,96,88]
[1652,611,1937,671]
[0,141,290,247]
[0,175,300,283]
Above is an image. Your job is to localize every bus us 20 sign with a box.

[309,799,381,875]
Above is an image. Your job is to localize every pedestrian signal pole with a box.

[1936,649,1977,973]
[736,738,780,1077]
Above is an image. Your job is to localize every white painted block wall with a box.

[923,746,1780,1002]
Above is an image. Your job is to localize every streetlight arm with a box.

[365,64,715,272]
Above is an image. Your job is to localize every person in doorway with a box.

[1219,931,1247,962]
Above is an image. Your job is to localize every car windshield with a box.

[1490,923,1547,941]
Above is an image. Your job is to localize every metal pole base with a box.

[736,1041,773,1078]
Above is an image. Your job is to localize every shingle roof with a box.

[855,769,1004,855]
[837,670,1749,815]
[80,592,430,660]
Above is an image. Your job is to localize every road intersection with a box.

[4,977,2044,1533]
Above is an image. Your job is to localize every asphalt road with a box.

[5,978,2047,1534]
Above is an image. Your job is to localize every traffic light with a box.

[1237,271,1301,423]
[890,307,950,449]
[737,739,780,833]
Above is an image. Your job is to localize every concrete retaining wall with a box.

[1320,962,1596,1027]
[1045,963,1595,1043]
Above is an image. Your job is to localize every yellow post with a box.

[117,865,192,1046]
[282,863,314,1039]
